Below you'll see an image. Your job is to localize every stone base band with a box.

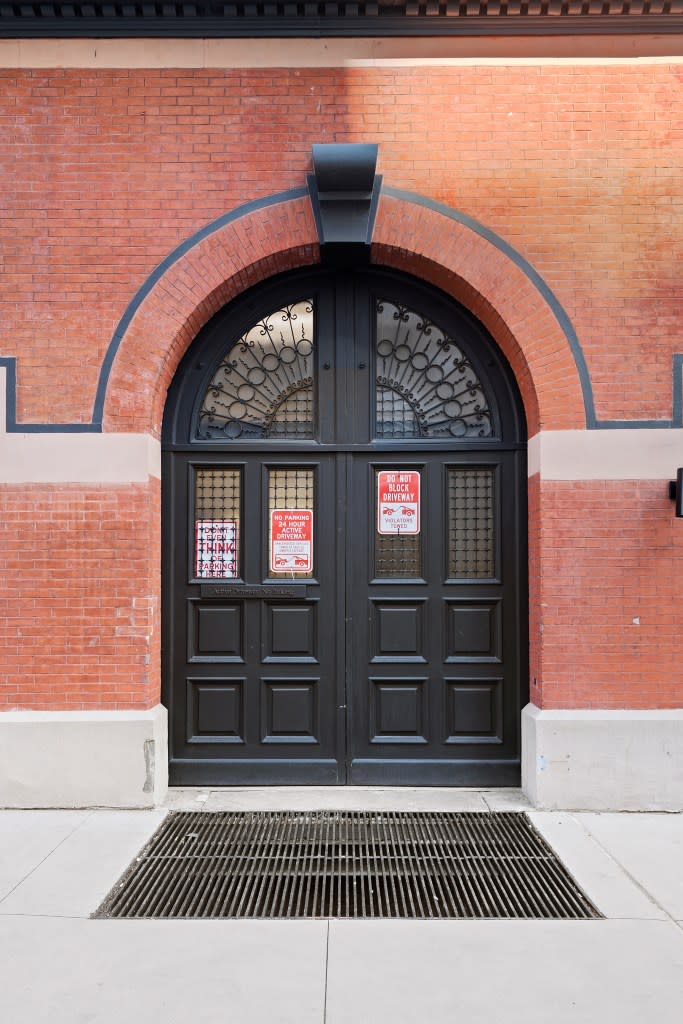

[2,703,682,809]
[522,704,683,811]
[0,706,168,809]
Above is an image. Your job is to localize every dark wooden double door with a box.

[163,269,527,785]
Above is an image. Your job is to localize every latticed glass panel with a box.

[447,468,495,579]
[374,470,422,580]
[267,468,314,579]
[375,533,422,579]
[197,300,315,440]
[194,469,241,578]
[375,299,493,439]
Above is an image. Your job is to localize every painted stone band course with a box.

[0,706,168,809]
[522,705,683,811]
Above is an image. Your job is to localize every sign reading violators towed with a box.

[377,470,421,535]
[271,508,313,573]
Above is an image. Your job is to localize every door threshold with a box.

[164,785,530,813]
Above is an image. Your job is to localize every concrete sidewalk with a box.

[1,789,682,1023]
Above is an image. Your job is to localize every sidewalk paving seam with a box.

[0,912,90,921]
[323,919,330,1024]
[481,793,531,811]
[0,810,96,910]
[573,814,683,928]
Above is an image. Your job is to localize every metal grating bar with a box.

[95,811,601,921]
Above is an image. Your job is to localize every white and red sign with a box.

[270,508,313,573]
[195,520,238,578]
[377,470,421,535]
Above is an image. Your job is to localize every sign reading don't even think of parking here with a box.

[270,508,313,573]
[377,470,421,535]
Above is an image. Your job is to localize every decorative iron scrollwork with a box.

[196,300,315,439]
[375,300,493,439]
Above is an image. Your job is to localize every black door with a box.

[162,268,527,785]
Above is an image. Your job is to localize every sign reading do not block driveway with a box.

[377,470,421,535]
[270,508,313,573]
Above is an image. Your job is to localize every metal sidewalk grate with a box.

[95,811,601,920]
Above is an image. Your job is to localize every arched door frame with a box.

[98,186,585,776]
[161,263,528,785]
[102,189,585,436]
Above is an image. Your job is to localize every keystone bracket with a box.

[307,143,382,266]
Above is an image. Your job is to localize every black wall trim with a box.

[91,186,309,431]
[1,184,681,434]
[0,187,307,435]
[0,357,101,433]
[383,186,683,431]
[383,185,594,428]
[1,9,683,39]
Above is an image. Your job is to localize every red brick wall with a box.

[1,65,681,426]
[0,482,160,710]
[3,478,679,711]
[1,62,681,714]
[536,480,683,708]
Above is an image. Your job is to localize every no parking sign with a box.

[270,508,313,573]
[377,471,421,535]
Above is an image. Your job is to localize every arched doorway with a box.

[162,266,527,785]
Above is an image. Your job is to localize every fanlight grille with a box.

[375,299,493,439]
[197,299,315,440]
[195,293,494,442]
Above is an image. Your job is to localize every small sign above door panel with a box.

[377,471,420,535]
[270,508,314,573]
[195,520,238,578]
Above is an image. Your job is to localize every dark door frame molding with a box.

[161,265,528,786]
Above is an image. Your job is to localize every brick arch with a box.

[103,192,320,435]
[104,190,586,436]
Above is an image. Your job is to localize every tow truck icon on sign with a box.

[274,555,309,569]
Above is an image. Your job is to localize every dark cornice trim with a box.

[1,6,683,39]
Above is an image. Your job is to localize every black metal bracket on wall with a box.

[307,143,382,267]
[669,469,683,517]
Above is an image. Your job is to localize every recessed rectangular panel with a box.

[445,600,501,661]
[186,679,244,744]
[371,601,425,662]
[445,678,503,744]
[272,605,315,655]
[370,678,428,744]
[188,602,243,662]
[198,605,242,655]
[262,680,319,744]
[262,602,318,662]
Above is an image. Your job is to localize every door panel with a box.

[162,267,527,786]
[346,453,521,785]
[167,453,343,784]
